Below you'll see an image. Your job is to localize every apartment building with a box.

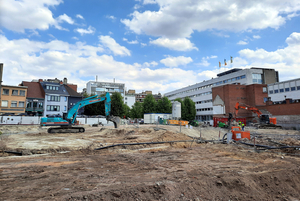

[86,81,125,97]
[267,78,300,103]
[0,85,28,115]
[126,90,162,103]
[164,67,279,124]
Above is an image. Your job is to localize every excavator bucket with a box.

[107,116,120,128]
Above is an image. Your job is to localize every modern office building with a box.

[267,78,300,102]
[86,81,125,97]
[164,67,279,124]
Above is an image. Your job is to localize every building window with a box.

[12,90,18,95]
[11,101,17,107]
[2,89,9,95]
[279,89,284,93]
[64,106,66,111]
[1,100,8,107]
[263,87,267,93]
[252,73,262,83]
[47,105,60,111]
[274,89,279,93]
[269,90,273,94]
[65,97,67,102]
[47,95,60,102]
[291,87,296,91]
[19,101,25,107]
[285,88,290,92]
[236,76,240,80]
[264,97,268,102]
[38,102,43,108]
[297,86,300,90]
[20,90,26,96]
[27,102,32,108]
[241,75,246,79]
[46,86,59,90]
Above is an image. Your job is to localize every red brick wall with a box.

[257,101,300,115]
[212,84,268,118]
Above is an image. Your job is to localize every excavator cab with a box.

[260,114,270,124]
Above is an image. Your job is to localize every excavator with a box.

[40,92,120,133]
[235,102,282,129]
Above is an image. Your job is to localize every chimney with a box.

[38,79,43,83]
[63,78,67,84]
[96,75,98,82]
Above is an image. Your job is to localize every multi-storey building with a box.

[267,78,300,103]
[0,85,28,115]
[164,67,279,124]
[39,80,69,117]
[21,81,45,116]
[126,90,162,103]
[86,81,125,97]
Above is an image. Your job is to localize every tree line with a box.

[83,92,196,121]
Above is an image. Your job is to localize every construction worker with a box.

[239,121,242,128]
[242,122,245,131]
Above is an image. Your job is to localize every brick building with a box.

[212,83,268,119]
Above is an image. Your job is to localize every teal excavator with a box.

[40,92,120,133]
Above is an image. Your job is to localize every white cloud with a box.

[74,26,96,35]
[123,38,139,44]
[150,38,198,51]
[160,56,193,67]
[143,61,158,68]
[0,35,205,94]
[285,32,300,45]
[236,32,300,81]
[106,15,116,20]
[99,35,131,56]
[141,43,147,47]
[0,0,63,32]
[237,40,248,45]
[56,14,74,24]
[121,0,300,38]
[76,14,84,20]
[72,37,79,40]
[253,35,261,39]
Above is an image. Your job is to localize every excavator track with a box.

[47,126,85,133]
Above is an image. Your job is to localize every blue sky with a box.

[1,0,300,94]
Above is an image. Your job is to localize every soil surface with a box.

[1,124,300,201]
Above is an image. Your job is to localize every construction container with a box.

[213,117,246,127]
[144,113,172,124]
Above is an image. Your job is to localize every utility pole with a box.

[0,63,3,107]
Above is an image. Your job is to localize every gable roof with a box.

[64,85,82,97]
[21,81,45,99]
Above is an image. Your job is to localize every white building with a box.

[86,81,125,97]
[267,78,300,102]
[165,67,279,124]
[124,94,136,108]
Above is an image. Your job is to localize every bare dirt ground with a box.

[0,124,300,201]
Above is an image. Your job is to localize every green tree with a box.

[174,98,184,119]
[130,102,143,118]
[156,97,172,113]
[111,92,124,117]
[123,103,131,118]
[143,94,157,113]
[182,97,196,121]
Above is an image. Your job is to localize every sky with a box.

[1,0,300,95]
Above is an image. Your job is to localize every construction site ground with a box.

[1,124,300,201]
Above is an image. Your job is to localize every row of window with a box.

[196,99,212,104]
[166,75,247,98]
[269,86,300,94]
[27,102,43,108]
[1,100,25,108]
[46,85,59,90]
[46,95,68,102]
[2,89,26,96]
[214,75,246,86]
[195,115,213,121]
[196,107,213,112]
[189,91,212,98]
[46,105,66,111]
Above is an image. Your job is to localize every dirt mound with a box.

[280,138,300,146]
